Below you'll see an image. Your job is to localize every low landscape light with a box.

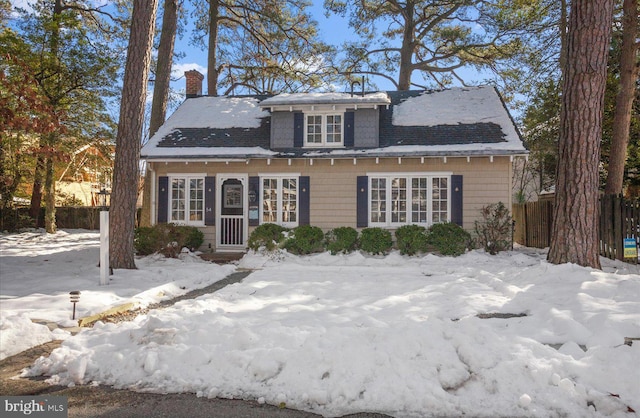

[69,291,81,320]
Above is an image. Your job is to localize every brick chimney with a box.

[185,70,204,98]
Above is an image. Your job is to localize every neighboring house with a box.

[141,71,527,252]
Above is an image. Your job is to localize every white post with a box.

[100,210,109,285]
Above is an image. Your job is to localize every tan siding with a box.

[148,155,513,235]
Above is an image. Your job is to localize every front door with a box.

[217,175,248,250]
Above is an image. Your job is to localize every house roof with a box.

[141,86,526,160]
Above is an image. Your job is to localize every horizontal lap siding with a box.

[149,156,512,234]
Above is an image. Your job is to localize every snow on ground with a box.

[0,229,235,359]
[2,230,640,417]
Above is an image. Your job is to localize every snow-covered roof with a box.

[141,87,527,160]
[142,96,269,157]
[260,92,391,107]
[391,86,522,147]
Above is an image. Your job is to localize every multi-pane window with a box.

[262,177,297,226]
[305,114,342,146]
[170,177,204,224]
[370,175,449,226]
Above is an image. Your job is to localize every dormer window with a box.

[305,113,342,146]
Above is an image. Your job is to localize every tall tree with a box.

[12,0,120,232]
[604,0,639,194]
[325,0,527,90]
[548,0,614,268]
[110,0,158,269]
[140,0,180,228]
[192,0,332,95]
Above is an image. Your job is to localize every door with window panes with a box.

[217,176,247,249]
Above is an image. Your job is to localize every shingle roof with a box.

[140,87,526,160]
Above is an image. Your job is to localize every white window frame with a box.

[259,173,300,227]
[168,174,205,226]
[304,112,344,147]
[367,172,452,227]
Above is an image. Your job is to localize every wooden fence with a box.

[513,195,639,261]
[1,207,102,231]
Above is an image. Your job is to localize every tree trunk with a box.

[207,0,220,96]
[397,2,414,91]
[604,0,639,195]
[44,152,56,233]
[141,0,178,228]
[110,0,158,269]
[149,0,178,137]
[29,151,45,225]
[548,0,614,269]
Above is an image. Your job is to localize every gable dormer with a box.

[260,92,390,150]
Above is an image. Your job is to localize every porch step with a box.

[199,252,245,264]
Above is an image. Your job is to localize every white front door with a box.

[216,175,248,251]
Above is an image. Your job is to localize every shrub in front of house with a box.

[426,222,471,257]
[134,224,204,257]
[283,225,325,255]
[474,202,512,255]
[325,226,359,255]
[395,224,429,255]
[247,223,288,251]
[359,227,393,255]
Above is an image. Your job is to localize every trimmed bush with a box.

[325,227,359,255]
[426,222,471,256]
[395,224,428,255]
[247,223,288,251]
[474,202,513,255]
[359,227,393,255]
[283,225,325,255]
[134,223,204,258]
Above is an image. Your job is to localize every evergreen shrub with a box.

[325,226,359,255]
[426,222,471,256]
[247,223,288,251]
[359,227,393,255]
[395,224,428,255]
[283,225,325,255]
[134,223,204,257]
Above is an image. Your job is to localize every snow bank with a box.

[24,248,640,417]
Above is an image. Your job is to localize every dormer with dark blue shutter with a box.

[260,92,390,151]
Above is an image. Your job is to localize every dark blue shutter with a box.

[299,176,310,225]
[204,176,215,226]
[293,112,304,147]
[248,176,260,226]
[157,176,169,224]
[344,111,354,147]
[356,176,368,228]
[451,175,463,227]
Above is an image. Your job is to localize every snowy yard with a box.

[1,230,639,417]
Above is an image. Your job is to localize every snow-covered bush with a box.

[247,223,288,251]
[134,224,204,257]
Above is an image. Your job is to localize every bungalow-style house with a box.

[140,70,527,252]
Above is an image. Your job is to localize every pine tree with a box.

[109,0,158,269]
[548,0,615,268]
